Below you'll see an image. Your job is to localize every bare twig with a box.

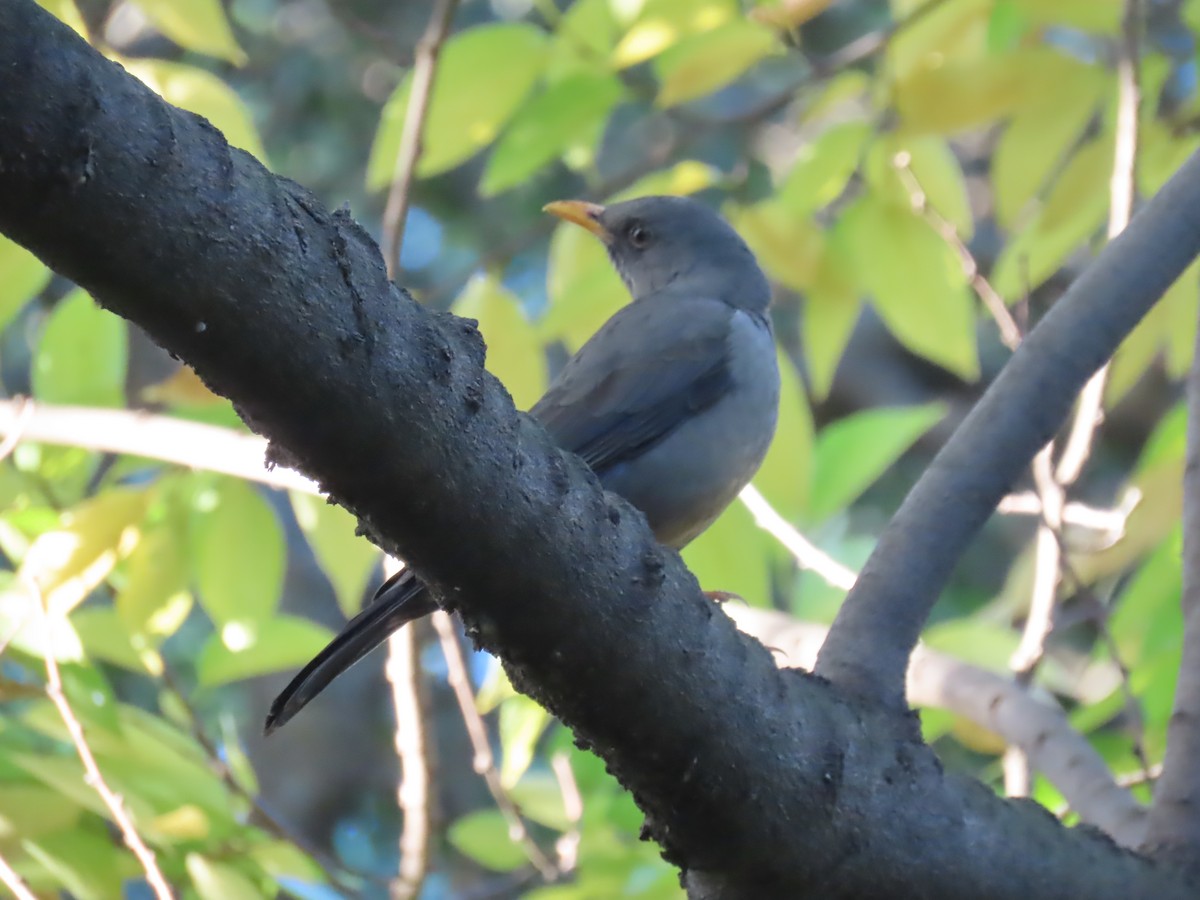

[550,752,582,874]
[431,611,559,882]
[380,0,460,278]
[385,562,433,900]
[738,484,857,591]
[893,152,1022,351]
[37,580,174,899]
[0,849,37,900]
[0,399,318,494]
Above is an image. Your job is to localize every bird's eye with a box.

[628,224,651,249]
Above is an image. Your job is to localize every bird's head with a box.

[544,195,770,313]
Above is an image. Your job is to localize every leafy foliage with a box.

[6,0,1200,896]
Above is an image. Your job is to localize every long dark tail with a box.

[264,569,436,734]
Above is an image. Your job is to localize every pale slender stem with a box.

[39,586,174,899]
[385,558,432,900]
[431,611,559,881]
[738,484,856,591]
[551,752,582,874]
[380,0,461,278]
[0,850,37,900]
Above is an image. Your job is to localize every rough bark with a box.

[0,2,1195,896]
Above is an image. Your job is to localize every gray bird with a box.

[265,194,780,734]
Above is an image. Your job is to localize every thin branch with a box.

[0,849,37,900]
[431,611,559,882]
[726,605,1149,847]
[0,399,318,494]
[550,752,582,874]
[37,581,174,899]
[815,146,1200,706]
[385,561,433,900]
[380,0,460,278]
[738,484,857,591]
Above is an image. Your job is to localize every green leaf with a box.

[992,137,1112,298]
[654,19,779,107]
[368,24,549,187]
[448,809,528,872]
[508,771,570,830]
[778,121,872,216]
[18,487,149,617]
[831,195,979,380]
[804,240,862,401]
[33,289,128,408]
[681,500,771,606]
[991,61,1105,228]
[117,524,193,641]
[187,853,263,900]
[752,353,813,520]
[290,492,378,618]
[197,614,334,686]
[611,0,736,68]
[455,277,548,410]
[557,0,620,58]
[191,479,285,626]
[0,783,82,840]
[24,825,132,900]
[922,619,1021,671]
[0,234,49,333]
[72,606,161,674]
[127,60,268,163]
[1009,0,1120,32]
[1108,261,1200,405]
[725,200,824,292]
[482,72,624,196]
[808,403,945,522]
[130,0,247,64]
[499,693,552,789]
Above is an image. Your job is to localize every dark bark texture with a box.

[0,2,1196,896]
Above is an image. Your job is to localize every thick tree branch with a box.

[0,3,1195,896]
[815,152,1200,705]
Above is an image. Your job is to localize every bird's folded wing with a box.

[530,295,735,475]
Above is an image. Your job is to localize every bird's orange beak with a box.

[543,200,612,243]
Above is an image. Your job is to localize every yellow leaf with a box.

[752,353,813,519]
[1010,0,1120,33]
[804,244,861,401]
[888,0,993,79]
[611,0,736,68]
[19,488,149,617]
[131,0,246,65]
[725,200,824,292]
[140,365,223,407]
[655,20,780,107]
[751,0,835,29]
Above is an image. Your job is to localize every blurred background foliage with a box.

[2,0,1199,896]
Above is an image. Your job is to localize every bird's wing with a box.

[531,295,735,475]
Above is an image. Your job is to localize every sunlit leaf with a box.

[197,614,334,686]
[888,0,992,79]
[866,135,974,239]
[751,0,835,29]
[612,0,736,68]
[37,0,88,35]
[191,479,285,626]
[992,62,1106,228]
[126,59,268,163]
[448,809,528,872]
[0,575,83,662]
[368,24,549,186]
[508,771,570,830]
[0,783,82,840]
[19,488,149,617]
[832,194,978,379]
[1108,262,1200,405]
[0,234,49,333]
[131,0,247,64]
[117,525,192,641]
[33,289,128,408]
[778,121,872,216]
[922,619,1021,671]
[187,853,263,900]
[499,694,552,788]
[24,827,131,900]
[482,72,624,196]
[72,606,162,675]
[1010,0,1120,32]
[725,200,824,292]
[556,0,620,58]
[808,403,945,522]
[455,276,547,410]
[804,240,861,401]
[290,492,378,618]
[655,19,779,107]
